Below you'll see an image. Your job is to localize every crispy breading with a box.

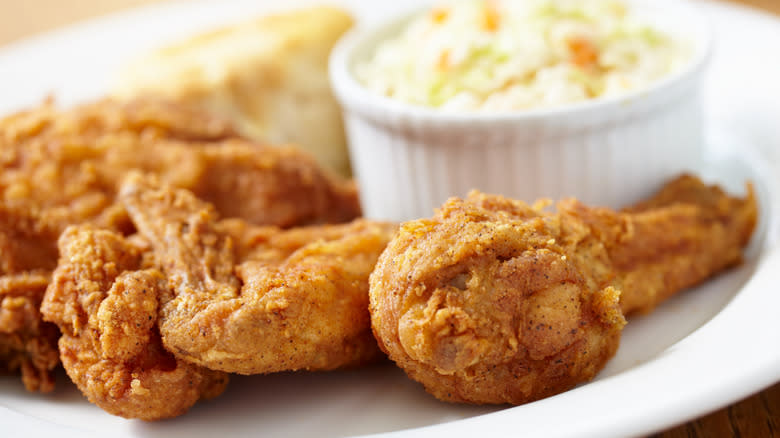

[0,272,59,392]
[41,226,228,420]
[369,175,757,405]
[0,98,360,230]
[120,173,396,374]
[0,98,361,391]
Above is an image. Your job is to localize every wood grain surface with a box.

[0,0,777,437]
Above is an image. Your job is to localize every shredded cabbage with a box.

[356,0,690,111]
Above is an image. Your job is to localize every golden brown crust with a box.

[370,193,625,405]
[1,97,238,146]
[586,174,758,314]
[369,175,757,405]
[0,98,360,230]
[0,98,361,391]
[0,272,60,392]
[120,173,395,374]
[41,226,228,421]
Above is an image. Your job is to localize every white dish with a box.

[1,1,779,437]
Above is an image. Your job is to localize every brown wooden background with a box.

[0,0,777,436]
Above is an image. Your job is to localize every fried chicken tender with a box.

[41,226,228,421]
[0,98,361,391]
[119,173,396,374]
[369,175,757,405]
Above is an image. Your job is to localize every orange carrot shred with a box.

[567,36,598,68]
[431,8,449,24]
[437,49,451,71]
[483,1,500,32]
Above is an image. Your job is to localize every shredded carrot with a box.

[431,8,449,24]
[567,36,598,68]
[437,49,451,71]
[482,1,500,32]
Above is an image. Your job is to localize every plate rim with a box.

[0,1,779,437]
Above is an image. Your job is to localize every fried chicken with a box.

[0,98,361,391]
[0,98,360,230]
[0,272,59,392]
[0,204,62,392]
[119,173,396,374]
[41,226,229,421]
[369,175,757,405]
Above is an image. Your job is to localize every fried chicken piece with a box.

[0,204,63,392]
[583,174,758,315]
[0,98,361,391]
[1,98,360,229]
[120,173,396,374]
[2,97,237,144]
[0,99,359,264]
[41,226,228,421]
[0,272,59,392]
[369,175,757,405]
[0,203,62,274]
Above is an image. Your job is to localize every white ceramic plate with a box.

[1,1,779,437]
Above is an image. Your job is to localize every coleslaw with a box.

[356,0,690,111]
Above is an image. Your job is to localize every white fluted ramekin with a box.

[330,1,712,221]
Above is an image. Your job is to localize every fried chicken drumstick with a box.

[0,99,362,392]
[369,175,757,405]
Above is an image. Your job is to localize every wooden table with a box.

[0,0,777,436]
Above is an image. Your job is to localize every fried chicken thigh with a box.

[0,99,361,391]
[119,173,396,374]
[41,226,228,420]
[369,175,757,405]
